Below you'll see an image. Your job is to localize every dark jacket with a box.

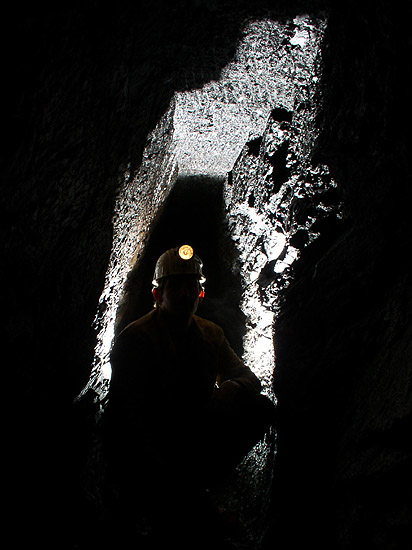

[104,308,261,467]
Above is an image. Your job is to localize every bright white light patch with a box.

[290,15,313,48]
[173,16,323,176]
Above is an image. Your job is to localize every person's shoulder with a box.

[193,315,224,340]
[117,309,158,340]
[111,311,158,363]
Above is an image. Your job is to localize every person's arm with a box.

[215,328,261,400]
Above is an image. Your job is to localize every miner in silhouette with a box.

[103,245,275,545]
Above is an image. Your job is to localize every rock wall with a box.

[266,2,412,548]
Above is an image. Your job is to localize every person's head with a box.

[152,245,206,321]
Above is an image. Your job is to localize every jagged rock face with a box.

[3,1,411,548]
[269,3,412,549]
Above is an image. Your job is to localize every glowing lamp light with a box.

[179,244,194,260]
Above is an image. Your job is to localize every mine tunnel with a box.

[4,1,412,549]
[114,175,246,356]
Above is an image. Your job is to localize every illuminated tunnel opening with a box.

[114,175,246,358]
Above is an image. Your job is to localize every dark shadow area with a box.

[116,175,246,357]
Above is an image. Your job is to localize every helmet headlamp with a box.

[178,245,194,260]
[152,244,206,286]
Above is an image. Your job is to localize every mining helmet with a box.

[152,245,206,286]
